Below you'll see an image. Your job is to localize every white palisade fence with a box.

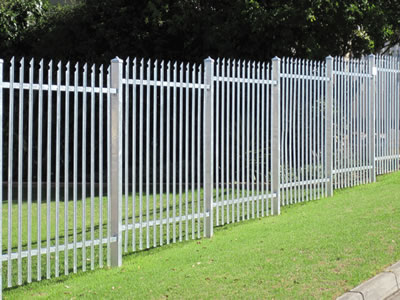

[0,54,399,295]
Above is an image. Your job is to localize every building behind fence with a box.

[0,53,399,295]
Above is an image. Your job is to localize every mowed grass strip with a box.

[4,171,400,299]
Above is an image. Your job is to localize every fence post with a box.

[368,54,376,182]
[271,57,280,215]
[325,56,334,197]
[110,57,123,267]
[204,57,214,238]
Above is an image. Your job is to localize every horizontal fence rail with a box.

[332,56,374,188]
[0,53,399,296]
[0,58,115,292]
[375,56,400,175]
[280,58,329,205]
[119,57,208,253]
[213,59,275,225]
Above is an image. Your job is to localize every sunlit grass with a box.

[3,171,400,299]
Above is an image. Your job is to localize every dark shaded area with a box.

[2,0,400,64]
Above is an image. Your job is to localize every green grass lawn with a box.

[4,171,400,299]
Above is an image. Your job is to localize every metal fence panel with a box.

[0,53,399,296]
[375,56,400,174]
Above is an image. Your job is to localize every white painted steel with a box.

[55,61,61,277]
[64,62,70,274]
[90,65,95,270]
[1,53,400,293]
[204,57,214,237]
[99,65,104,267]
[17,58,24,285]
[27,59,34,283]
[197,64,201,238]
[154,60,159,245]
[73,63,79,272]
[124,59,130,253]
[179,62,183,241]
[110,58,123,267]
[184,64,189,240]
[82,63,88,272]
[146,59,151,249]
[191,63,196,238]
[131,58,137,251]
[46,61,53,279]
[326,56,333,196]
[172,62,177,242]
[37,59,44,281]
[159,60,164,245]
[3,238,117,261]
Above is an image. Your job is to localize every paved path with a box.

[337,261,400,300]
[386,290,400,300]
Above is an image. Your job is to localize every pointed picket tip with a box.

[167,61,171,69]
[10,57,15,65]
[222,58,225,65]
[154,59,158,67]
[57,60,63,70]
[83,63,88,71]
[91,64,96,72]
[48,60,53,70]
[147,58,151,67]
[99,64,104,72]
[19,57,25,66]
[160,60,164,68]
[111,56,123,64]
[133,57,137,64]
[66,61,70,70]
[204,56,214,63]
[140,58,144,66]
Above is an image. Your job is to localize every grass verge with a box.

[4,171,400,299]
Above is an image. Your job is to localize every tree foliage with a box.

[2,0,400,63]
[0,0,49,52]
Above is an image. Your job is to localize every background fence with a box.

[0,53,399,295]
